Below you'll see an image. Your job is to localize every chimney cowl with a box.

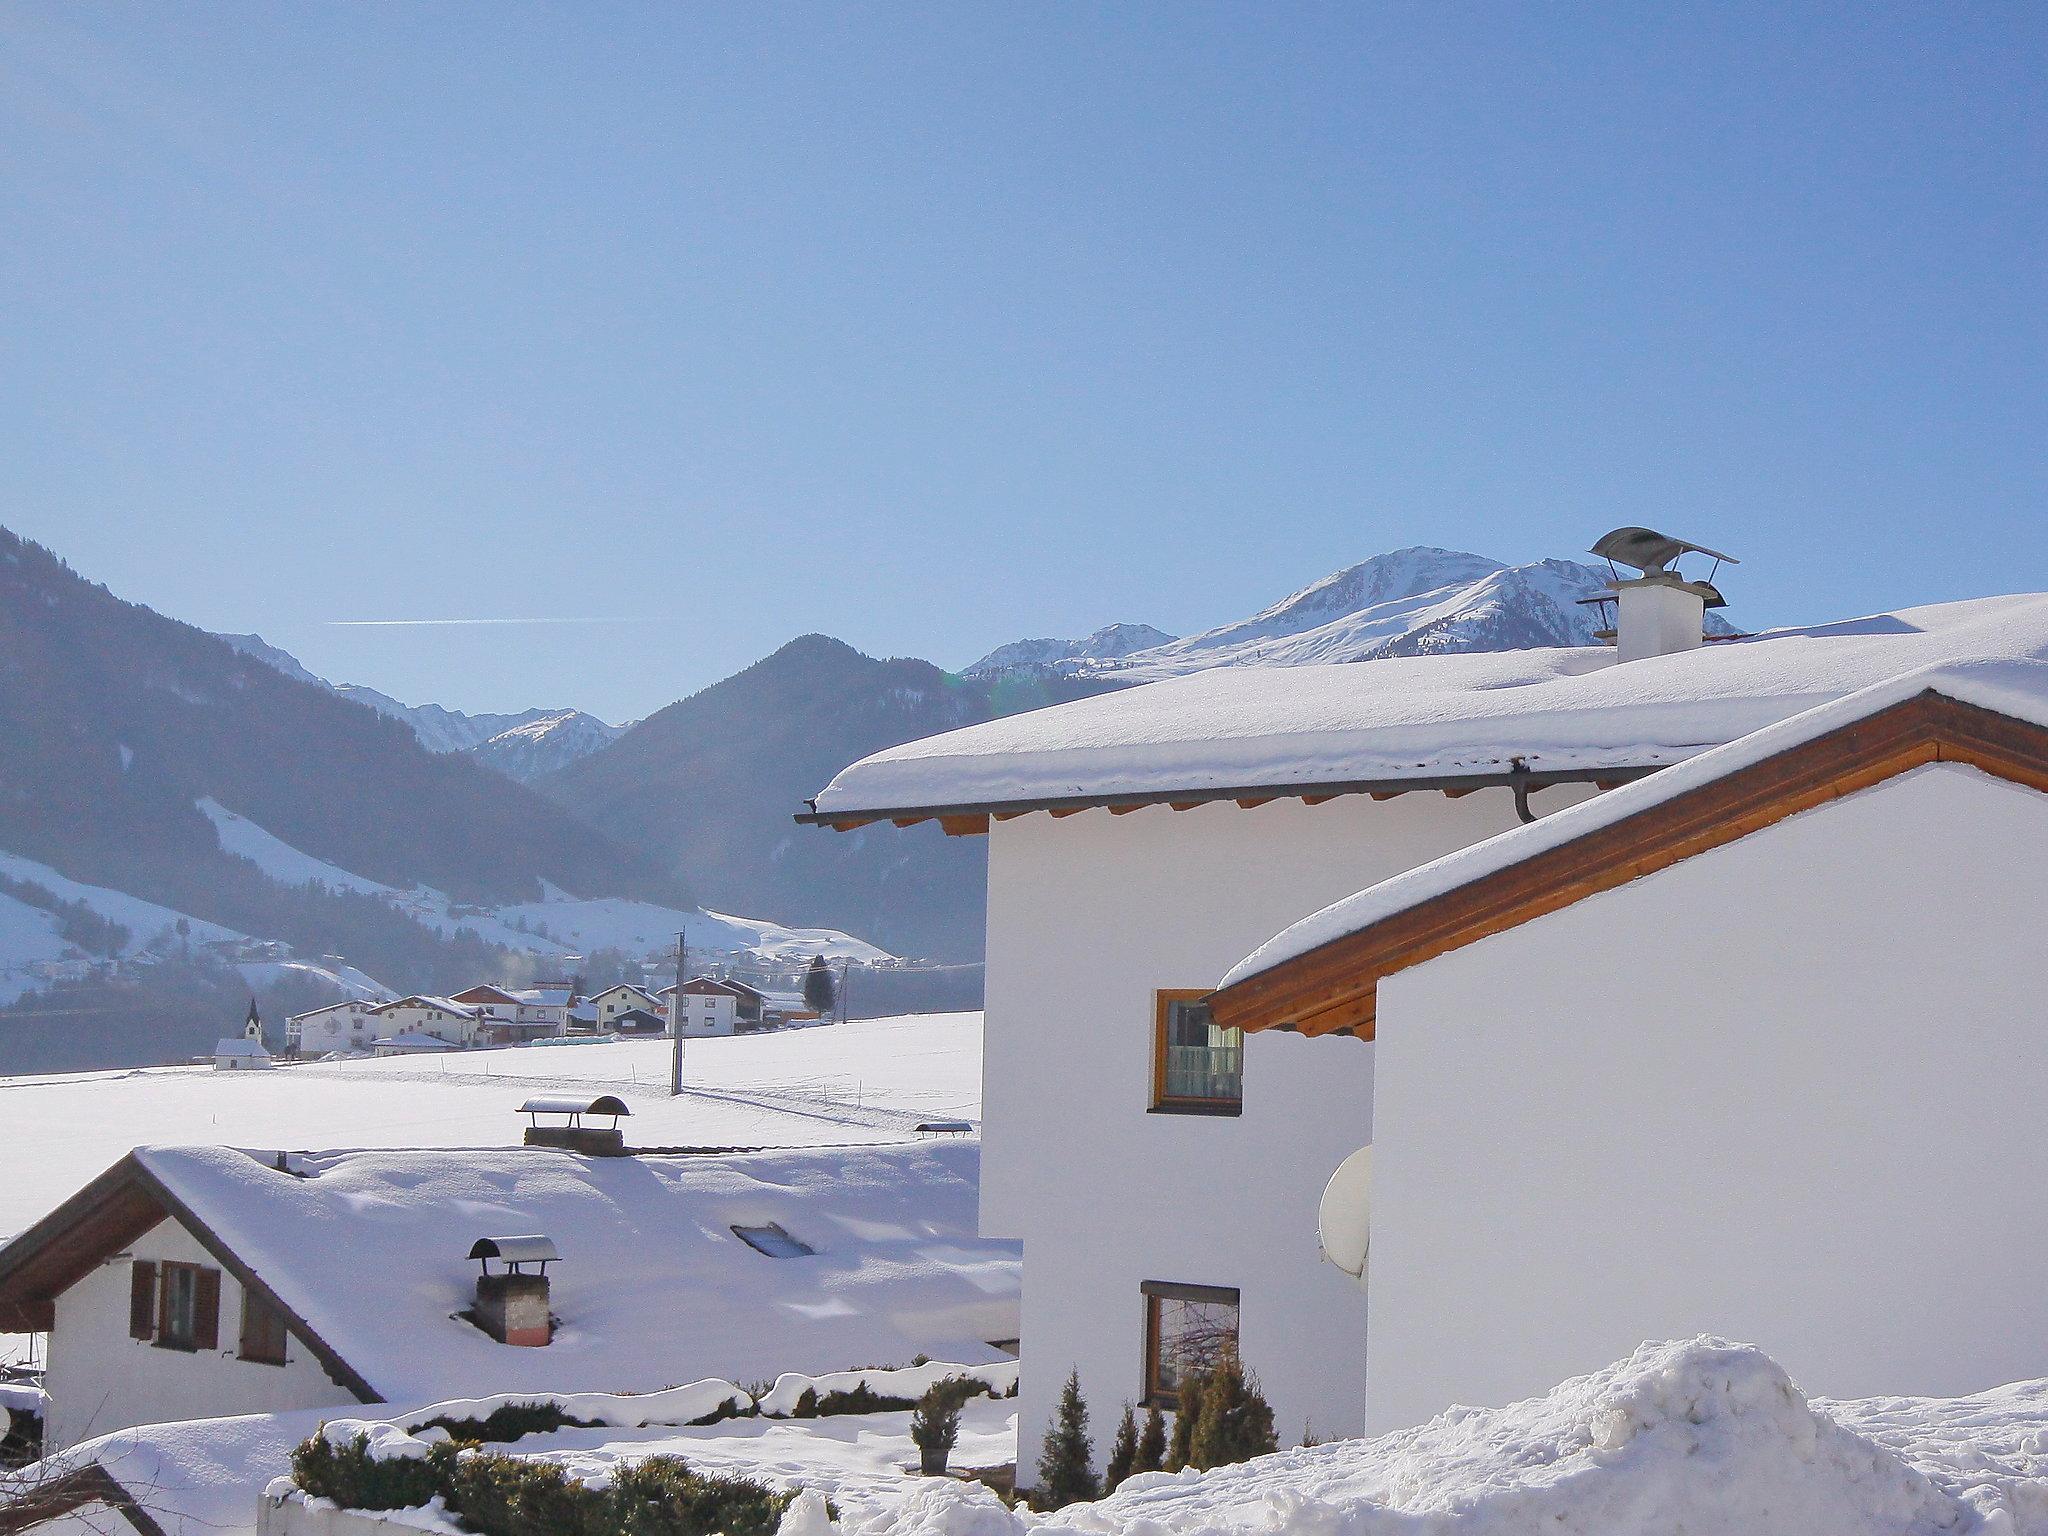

[1589,526,1737,663]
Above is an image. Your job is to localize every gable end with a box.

[1209,691,2048,1041]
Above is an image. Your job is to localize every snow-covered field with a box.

[0,1013,983,1366]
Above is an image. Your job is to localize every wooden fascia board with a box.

[794,764,1659,833]
[1210,692,2048,1039]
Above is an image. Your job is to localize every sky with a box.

[2,4,2042,721]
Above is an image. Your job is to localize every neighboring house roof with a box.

[373,996,478,1017]
[286,1001,366,1023]
[591,984,657,1003]
[449,985,522,1006]
[801,594,2048,830]
[610,1009,666,1032]
[663,977,761,1002]
[1210,661,2048,1040]
[0,1143,1016,1408]
[512,988,575,1008]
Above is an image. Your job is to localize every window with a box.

[154,1261,220,1352]
[239,1288,289,1365]
[1151,991,1242,1114]
[1141,1282,1239,1406]
[731,1222,816,1258]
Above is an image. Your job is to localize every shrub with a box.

[290,1432,452,1511]
[417,1403,600,1445]
[1183,1349,1278,1471]
[1166,1374,1204,1472]
[791,1388,819,1419]
[447,1452,601,1536]
[606,1456,796,1536]
[1103,1404,1138,1493]
[910,1376,980,1458]
[1135,1404,1166,1475]
[1033,1369,1099,1510]
[813,1382,915,1416]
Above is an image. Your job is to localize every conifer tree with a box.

[803,956,836,1016]
[1034,1369,1100,1509]
[1186,1348,1278,1470]
[1135,1404,1167,1475]
[1167,1370,1205,1471]
[1104,1404,1138,1493]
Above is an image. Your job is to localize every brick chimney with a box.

[468,1236,556,1347]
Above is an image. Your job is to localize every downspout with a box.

[1509,759,1537,824]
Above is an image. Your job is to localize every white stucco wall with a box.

[983,786,1592,1476]
[1365,763,2048,1430]
[674,994,737,1037]
[44,1217,358,1451]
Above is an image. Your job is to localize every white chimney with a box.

[1590,527,1737,663]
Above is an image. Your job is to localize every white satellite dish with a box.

[1317,1144,1372,1281]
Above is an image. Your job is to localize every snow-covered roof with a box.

[372,1032,455,1051]
[212,1039,269,1058]
[1220,658,2048,994]
[102,1141,1014,1405]
[807,594,2048,820]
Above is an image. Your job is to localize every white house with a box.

[368,996,483,1047]
[662,977,760,1037]
[0,1141,1019,1452]
[803,549,2048,1478]
[586,983,660,1028]
[448,984,564,1045]
[1211,660,2048,1430]
[286,1001,386,1056]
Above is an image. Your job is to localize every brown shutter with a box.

[128,1261,157,1340]
[193,1267,221,1350]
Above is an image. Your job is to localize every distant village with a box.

[217,965,835,1068]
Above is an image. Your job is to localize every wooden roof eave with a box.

[1207,690,2048,1041]
[0,1153,382,1405]
[794,763,1658,834]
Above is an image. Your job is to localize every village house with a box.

[0,1139,1018,1452]
[368,996,483,1047]
[585,983,660,1028]
[802,532,2048,1475]
[660,977,766,1037]
[448,984,565,1044]
[285,1000,387,1056]
[1207,659,2048,1430]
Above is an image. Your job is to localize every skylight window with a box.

[731,1222,815,1258]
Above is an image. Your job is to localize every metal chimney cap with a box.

[1592,527,1739,576]
[518,1094,632,1118]
[468,1235,559,1265]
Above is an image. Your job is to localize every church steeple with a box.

[245,997,263,1045]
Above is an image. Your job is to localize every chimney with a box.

[1589,527,1737,663]
[468,1236,556,1347]
[518,1094,631,1156]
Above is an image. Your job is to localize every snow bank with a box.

[757,1360,1018,1417]
[816,592,2048,813]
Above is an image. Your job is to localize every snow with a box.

[0,1013,984,1363]
[129,1138,1017,1403]
[1223,657,2048,989]
[814,592,2048,815]
[0,852,243,956]
[1006,1337,2046,1536]
[199,797,892,965]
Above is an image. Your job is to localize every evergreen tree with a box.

[1167,1372,1205,1472]
[1104,1404,1138,1493]
[1135,1404,1167,1475]
[1034,1369,1100,1509]
[803,956,836,1016]
[1185,1348,1278,1471]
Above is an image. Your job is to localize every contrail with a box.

[326,617,663,627]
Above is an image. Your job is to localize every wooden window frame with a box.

[239,1287,290,1366]
[1140,1281,1240,1408]
[154,1260,220,1353]
[1149,989,1243,1117]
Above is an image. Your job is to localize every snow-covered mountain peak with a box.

[963,622,1177,677]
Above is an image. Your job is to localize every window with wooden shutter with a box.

[239,1289,289,1366]
[154,1262,222,1351]
[128,1261,157,1341]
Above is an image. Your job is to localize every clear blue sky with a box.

[3,4,2041,720]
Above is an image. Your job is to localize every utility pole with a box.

[838,958,851,1025]
[670,929,686,1097]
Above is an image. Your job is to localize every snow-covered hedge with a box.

[759,1361,1018,1419]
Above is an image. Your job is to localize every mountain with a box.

[218,635,626,779]
[964,623,1177,678]
[967,548,1736,682]
[0,530,686,1044]
[538,635,1117,963]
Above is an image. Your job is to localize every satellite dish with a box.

[1591,527,1739,577]
[1316,1144,1372,1280]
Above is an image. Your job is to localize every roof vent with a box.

[519,1094,631,1157]
[468,1236,556,1347]
[1587,527,1737,663]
